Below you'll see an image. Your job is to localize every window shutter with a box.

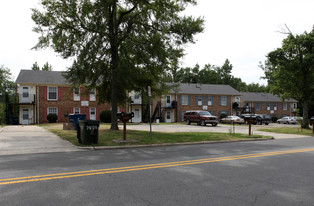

[87,108,90,120]
[206,96,208,105]
[44,86,47,100]
[227,96,229,105]
[196,96,198,105]
[212,96,214,106]
[179,95,182,105]
[188,95,190,105]
[44,108,47,123]
[219,96,222,106]
[58,87,61,100]
[202,96,204,105]
[58,108,61,122]
[180,111,182,121]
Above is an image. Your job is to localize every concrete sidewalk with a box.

[0,125,78,155]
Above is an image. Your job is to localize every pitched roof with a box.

[16,70,69,85]
[169,83,240,95]
[240,92,297,102]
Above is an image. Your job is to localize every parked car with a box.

[184,110,218,126]
[239,114,264,125]
[277,116,296,124]
[255,114,271,125]
[310,116,314,126]
[220,116,245,124]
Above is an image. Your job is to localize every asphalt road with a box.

[1,136,314,205]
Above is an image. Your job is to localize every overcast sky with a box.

[0,0,313,85]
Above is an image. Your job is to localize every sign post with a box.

[148,86,152,140]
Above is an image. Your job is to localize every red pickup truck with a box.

[184,110,218,126]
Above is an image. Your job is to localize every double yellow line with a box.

[1,148,314,186]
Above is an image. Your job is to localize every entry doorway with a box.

[21,108,29,124]
[90,108,96,120]
[165,111,171,123]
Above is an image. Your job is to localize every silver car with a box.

[220,116,245,124]
[277,116,296,124]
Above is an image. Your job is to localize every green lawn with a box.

[258,127,314,136]
[41,123,270,147]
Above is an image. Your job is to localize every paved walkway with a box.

[124,124,311,139]
[0,125,78,155]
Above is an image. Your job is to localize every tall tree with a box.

[261,29,314,127]
[31,62,40,70]
[0,65,14,94]
[42,62,53,71]
[32,0,204,130]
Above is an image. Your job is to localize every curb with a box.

[77,137,274,151]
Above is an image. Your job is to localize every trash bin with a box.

[77,120,100,145]
[69,114,86,130]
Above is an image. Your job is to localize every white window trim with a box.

[283,103,288,110]
[48,86,58,101]
[74,88,80,101]
[89,89,96,101]
[181,95,188,106]
[47,107,58,115]
[221,96,227,106]
[197,96,202,106]
[74,107,80,114]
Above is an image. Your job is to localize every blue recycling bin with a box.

[69,114,86,130]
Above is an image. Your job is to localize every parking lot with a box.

[125,123,309,139]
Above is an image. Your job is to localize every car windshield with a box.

[199,111,211,115]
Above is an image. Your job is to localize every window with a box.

[48,107,58,115]
[74,107,80,114]
[283,103,288,110]
[89,89,96,101]
[293,103,297,108]
[273,103,278,111]
[266,103,271,110]
[235,96,240,103]
[48,87,57,100]
[255,103,262,110]
[181,95,189,105]
[134,94,140,100]
[197,96,203,106]
[74,88,80,101]
[166,95,171,104]
[207,96,213,106]
[22,87,29,98]
[220,96,227,106]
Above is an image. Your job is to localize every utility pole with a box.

[148,86,152,140]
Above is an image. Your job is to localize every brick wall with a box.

[37,85,122,123]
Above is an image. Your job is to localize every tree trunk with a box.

[109,2,119,130]
[302,100,310,129]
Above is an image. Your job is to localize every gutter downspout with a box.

[37,84,39,124]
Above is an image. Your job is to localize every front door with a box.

[21,108,29,124]
[166,111,171,123]
[90,108,96,120]
[133,108,141,123]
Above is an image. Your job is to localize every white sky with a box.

[0,0,313,85]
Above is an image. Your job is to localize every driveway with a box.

[125,123,311,139]
[0,125,78,155]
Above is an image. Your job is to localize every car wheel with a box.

[286,121,289,124]
[277,121,280,124]
[186,119,190,125]
[220,120,223,123]
[200,119,206,126]
[212,123,217,126]
[265,123,269,125]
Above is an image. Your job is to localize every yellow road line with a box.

[1,148,314,186]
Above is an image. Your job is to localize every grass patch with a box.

[40,123,270,147]
[258,127,314,136]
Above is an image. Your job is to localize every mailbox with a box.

[117,112,134,141]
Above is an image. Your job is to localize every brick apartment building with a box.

[15,70,298,124]
[239,92,297,118]
[151,83,242,123]
[15,70,123,124]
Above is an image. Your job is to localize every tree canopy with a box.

[0,65,14,94]
[31,61,53,71]
[32,0,204,130]
[261,29,314,126]
[167,59,268,92]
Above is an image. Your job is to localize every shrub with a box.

[100,110,111,123]
[220,113,227,119]
[271,116,278,123]
[47,113,58,123]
